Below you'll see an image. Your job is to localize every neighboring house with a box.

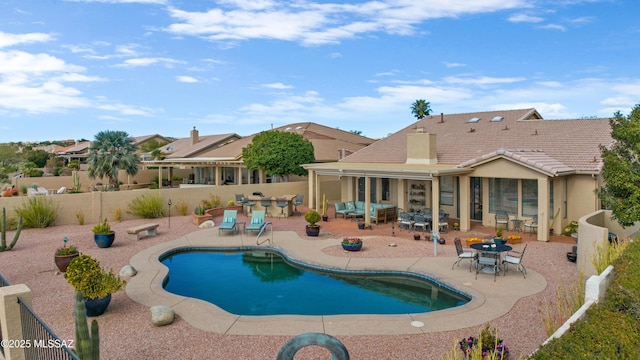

[56,141,92,167]
[142,124,376,187]
[133,134,174,160]
[303,108,613,241]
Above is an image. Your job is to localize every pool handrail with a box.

[256,221,273,245]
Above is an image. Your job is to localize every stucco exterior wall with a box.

[0,181,307,226]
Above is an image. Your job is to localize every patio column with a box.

[364,176,371,226]
[537,178,550,242]
[237,167,242,184]
[459,175,471,232]
[431,176,440,232]
[158,166,163,189]
[215,166,221,186]
[308,169,316,210]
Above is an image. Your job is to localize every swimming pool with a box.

[161,248,470,316]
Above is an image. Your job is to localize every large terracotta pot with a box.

[83,294,112,317]
[54,253,79,272]
[94,232,115,248]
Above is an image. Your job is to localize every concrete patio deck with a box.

[128,227,546,336]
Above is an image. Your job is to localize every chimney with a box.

[190,126,199,145]
[406,131,437,165]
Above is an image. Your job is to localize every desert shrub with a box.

[14,196,58,228]
[76,210,85,225]
[532,238,640,359]
[113,207,122,222]
[127,193,165,218]
[175,200,188,216]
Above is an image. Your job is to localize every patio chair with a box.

[452,238,477,271]
[292,194,304,216]
[502,244,528,278]
[275,197,288,218]
[245,210,265,234]
[439,212,449,233]
[218,210,238,235]
[495,210,509,231]
[261,197,273,217]
[524,215,538,234]
[235,194,248,215]
[399,212,414,231]
[475,252,499,282]
[413,214,429,233]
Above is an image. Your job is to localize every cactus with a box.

[72,170,81,192]
[75,291,100,360]
[322,194,328,215]
[0,207,22,251]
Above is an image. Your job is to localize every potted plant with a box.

[494,226,506,245]
[304,210,321,236]
[192,201,213,225]
[92,218,115,248]
[341,237,363,251]
[54,237,79,272]
[64,254,126,316]
[413,233,421,240]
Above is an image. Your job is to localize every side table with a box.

[511,219,523,232]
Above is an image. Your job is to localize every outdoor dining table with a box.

[470,243,513,274]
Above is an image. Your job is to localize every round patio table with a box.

[470,243,512,274]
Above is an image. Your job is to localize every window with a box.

[522,179,538,217]
[489,178,518,214]
[440,176,454,206]
[357,177,377,203]
[382,178,390,201]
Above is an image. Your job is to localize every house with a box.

[143,124,376,187]
[303,108,613,242]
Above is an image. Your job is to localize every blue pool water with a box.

[161,248,469,316]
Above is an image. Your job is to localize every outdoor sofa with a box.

[334,201,397,224]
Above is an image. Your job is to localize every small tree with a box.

[87,130,140,191]
[242,131,315,181]
[598,104,640,226]
[410,99,432,120]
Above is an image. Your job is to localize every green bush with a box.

[532,239,640,359]
[14,196,58,228]
[64,254,125,299]
[127,193,165,218]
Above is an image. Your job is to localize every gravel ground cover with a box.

[0,207,578,359]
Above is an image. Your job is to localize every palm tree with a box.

[410,99,432,120]
[87,130,140,190]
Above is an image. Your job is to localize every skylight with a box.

[467,117,481,123]
[491,116,504,122]
[285,127,292,131]
[295,126,303,130]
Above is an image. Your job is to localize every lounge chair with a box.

[218,210,238,235]
[245,210,265,234]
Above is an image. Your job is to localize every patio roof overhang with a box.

[303,162,473,180]
[141,157,241,168]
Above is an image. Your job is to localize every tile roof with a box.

[341,108,612,175]
[163,133,241,158]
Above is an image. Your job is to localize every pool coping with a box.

[127,228,547,336]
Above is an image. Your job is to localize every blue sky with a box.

[0,0,638,143]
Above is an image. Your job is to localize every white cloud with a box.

[65,0,167,4]
[508,13,544,23]
[443,61,466,68]
[114,57,183,68]
[165,1,531,46]
[443,76,526,86]
[540,24,566,31]
[261,82,293,89]
[0,31,53,48]
[176,75,198,83]
[0,50,84,73]
[95,103,156,116]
